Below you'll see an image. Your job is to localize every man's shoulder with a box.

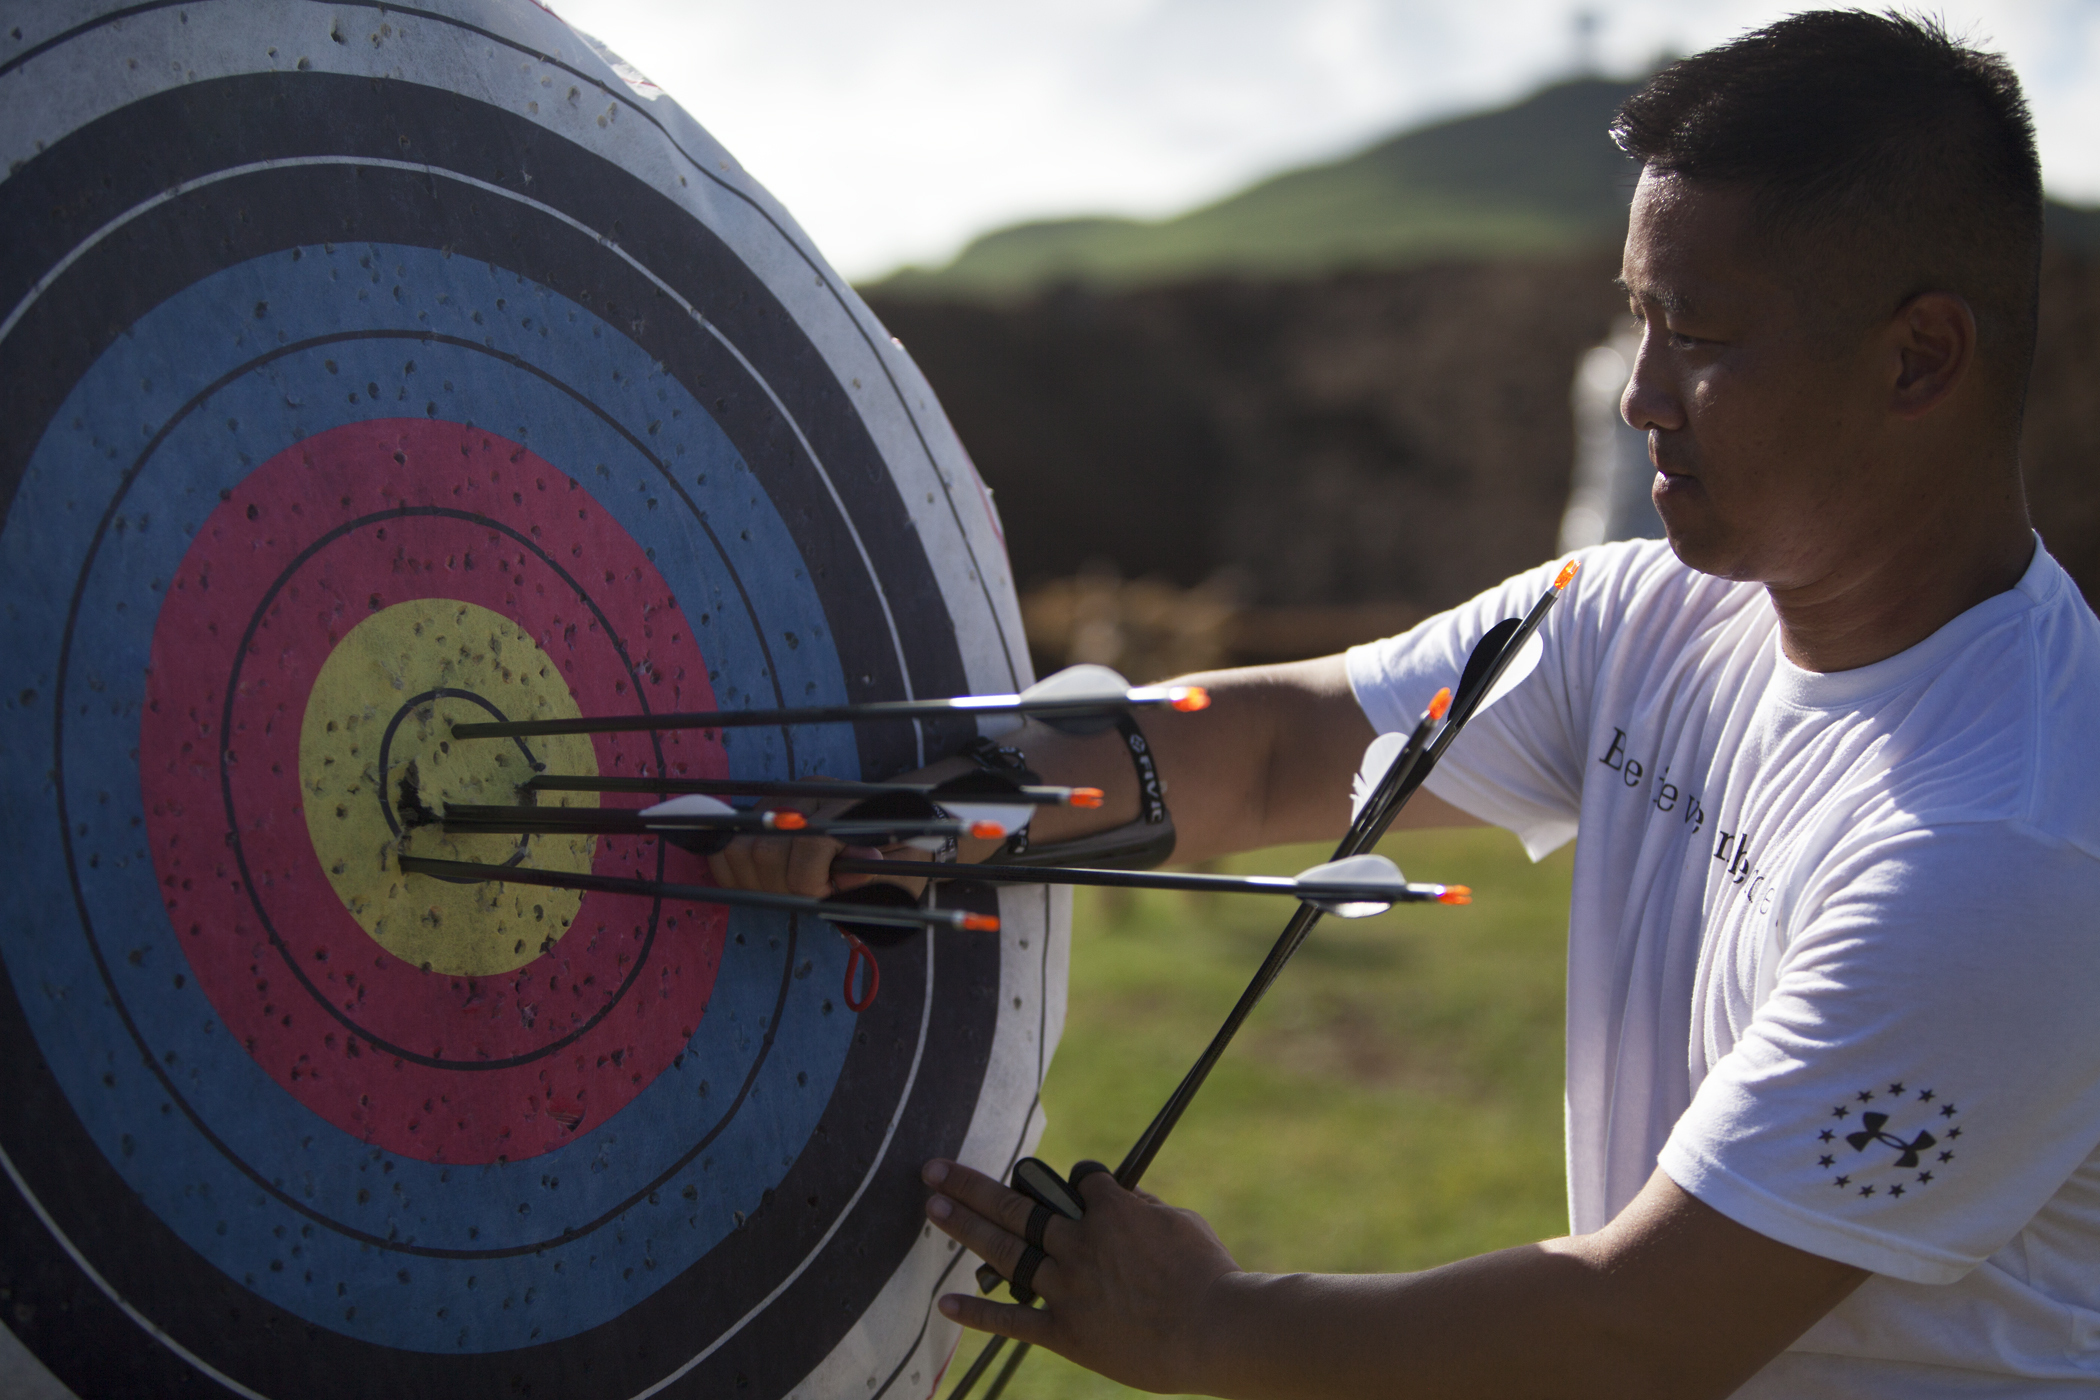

[2002,549,2100,856]
[1572,537,1754,611]
[1847,547,2100,858]
[1545,541,1771,704]
[1570,538,1770,646]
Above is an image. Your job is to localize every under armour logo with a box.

[1845,1112,1936,1168]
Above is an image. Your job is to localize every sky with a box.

[551,0,2100,282]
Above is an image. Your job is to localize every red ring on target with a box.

[143,418,735,1165]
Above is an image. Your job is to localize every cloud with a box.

[553,0,2100,280]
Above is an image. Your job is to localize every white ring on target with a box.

[0,1141,271,1400]
[637,930,938,1399]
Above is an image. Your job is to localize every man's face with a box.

[1619,170,1890,588]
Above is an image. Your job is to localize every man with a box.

[718,13,2100,1396]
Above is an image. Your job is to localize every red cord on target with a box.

[843,933,881,1011]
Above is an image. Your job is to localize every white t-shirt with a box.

[1347,537,2100,1395]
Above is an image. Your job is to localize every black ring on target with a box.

[0,51,1006,1400]
[374,689,542,840]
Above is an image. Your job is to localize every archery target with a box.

[0,5,1067,1398]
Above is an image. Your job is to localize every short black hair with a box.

[1612,10,2041,415]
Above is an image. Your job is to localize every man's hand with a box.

[922,1161,1867,1399]
[704,831,858,901]
[921,1158,1241,1394]
[702,787,927,901]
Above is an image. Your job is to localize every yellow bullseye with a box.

[299,599,599,977]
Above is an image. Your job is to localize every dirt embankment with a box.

[867,249,2100,673]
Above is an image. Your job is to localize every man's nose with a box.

[1620,331,1684,433]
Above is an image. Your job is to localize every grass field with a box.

[940,825,1577,1400]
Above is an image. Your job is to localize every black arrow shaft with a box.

[449,690,1184,740]
[522,774,1075,804]
[431,804,973,841]
[830,856,1448,903]
[395,855,958,930]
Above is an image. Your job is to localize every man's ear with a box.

[1889,290,1976,420]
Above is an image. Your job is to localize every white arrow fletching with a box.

[939,802,1033,837]
[1348,628,1548,821]
[1019,663,1133,706]
[1306,897,1391,919]
[1476,630,1545,716]
[981,663,1136,738]
[1350,731,1408,822]
[640,794,737,820]
[1296,854,1407,886]
[1294,853,1409,917]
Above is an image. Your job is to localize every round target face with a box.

[0,6,1065,1399]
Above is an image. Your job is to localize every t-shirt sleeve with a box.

[1658,821,2100,1285]
[1345,547,1637,860]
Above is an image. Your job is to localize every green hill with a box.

[870,77,1643,296]
[870,75,2100,298]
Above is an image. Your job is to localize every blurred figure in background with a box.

[1559,326,1665,552]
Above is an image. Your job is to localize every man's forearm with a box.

[924,1163,1863,1400]
[1195,1246,1680,1400]
[1184,1176,1864,1400]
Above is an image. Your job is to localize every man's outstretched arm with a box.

[923,1159,1866,1400]
[709,655,1479,896]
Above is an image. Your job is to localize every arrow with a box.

[446,664,1210,741]
[399,854,996,1013]
[520,772,1104,809]
[829,851,1471,913]
[424,793,1015,854]
[396,855,998,936]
